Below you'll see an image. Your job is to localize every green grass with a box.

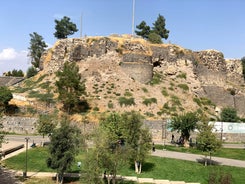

[155,145,245,160]
[3,147,245,184]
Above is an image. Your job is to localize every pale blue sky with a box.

[0,0,244,75]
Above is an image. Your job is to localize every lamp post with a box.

[23,137,30,178]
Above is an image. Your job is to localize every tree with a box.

[120,111,152,174]
[135,21,151,39]
[5,69,24,77]
[0,87,13,113]
[47,117,82,184]
[83,111,152,184]
[55,61,86,113]
[148,32,162,44]
[196,122,222,166]
[37,112,58,138]
[152,14,169,40]
[220,107,238,122]
[241,56,245,80]
[135,14,169,43]
[28,32,48,68]
[54,16,78,39]
[169,111,199,147]
[26,66,38,78]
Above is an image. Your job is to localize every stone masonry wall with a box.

[120,62,153,84]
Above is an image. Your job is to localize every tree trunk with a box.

[138,162,142,174]
[134,161,139,173]
[204,155,207,166]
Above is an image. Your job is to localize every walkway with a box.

[151,149,245,168]
[1,139,245,184]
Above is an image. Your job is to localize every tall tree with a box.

[26,66,38,78]
[47,117,82,184]
[55,62,86,113]
[83,111,152,184]
[0,87,13,113]
[196,122,222,166]
[28,32,48,68]
[241,56,245,80]
[37,112,58,138]
[220,107,238,122]
[120,111,152,174]
[54,16,78,39]
[152,14,169,40]
[135,21,151,39]
[169,111,199,147]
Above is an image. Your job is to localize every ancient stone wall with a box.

[1,116,37,134]
[120,62,153,84]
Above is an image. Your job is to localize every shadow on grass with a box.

[196,158,221,166]
[129,162,155,172]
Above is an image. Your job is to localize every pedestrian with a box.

[152,142,155,152]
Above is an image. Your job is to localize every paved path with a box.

[152,149,245,168]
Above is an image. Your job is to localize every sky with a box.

[0,0,244,75]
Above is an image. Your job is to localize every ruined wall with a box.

[1,116,37,134]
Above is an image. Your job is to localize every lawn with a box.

[3,147,245,184]
[155,144,245,160]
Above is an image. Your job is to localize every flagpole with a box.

[132,0,135,35]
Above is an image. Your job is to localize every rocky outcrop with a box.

[38,35,245,117]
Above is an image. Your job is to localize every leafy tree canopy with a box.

[220,107,239,122]
[28,32,48,68]
[54,16,78,39]
[4,69,24,77]
[47,117,82,184]
[196,122,222,166]
[26,66,38,78]
[37,112,58,138]
[152,14,169,39]
[0,87,13,108]
[135,21,151,39]
[169,111,199,146]
[241,56,245,80]
[135,14,169,44]
[55,62,86,113]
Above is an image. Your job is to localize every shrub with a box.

[142,98,157,106]
[176,72,187,79]
[161,88,169,96]
[150,72,162,85]
[124,91,133,97]
[170,95,181,106]
[177,84,189,91]
[26,66,38,78]
[142,87,148,93]
[118,97,135,106]
[108,101,114,109]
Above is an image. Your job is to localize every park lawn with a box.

[3,147,245,184]
[155,144,245,160]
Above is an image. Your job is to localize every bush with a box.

[161,88,169,96]
[220,107,239,122]
[148,32,162,44]
[142,98,157,106]
[26,66,38,78]
[177,84,189,91]
[176,72,187,79]
[118,97,135,106]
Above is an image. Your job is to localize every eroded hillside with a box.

[10,35,245,120]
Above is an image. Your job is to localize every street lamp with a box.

[23,137,30,178]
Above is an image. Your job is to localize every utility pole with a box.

[132,0,135,35]
[24,137,30,178]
